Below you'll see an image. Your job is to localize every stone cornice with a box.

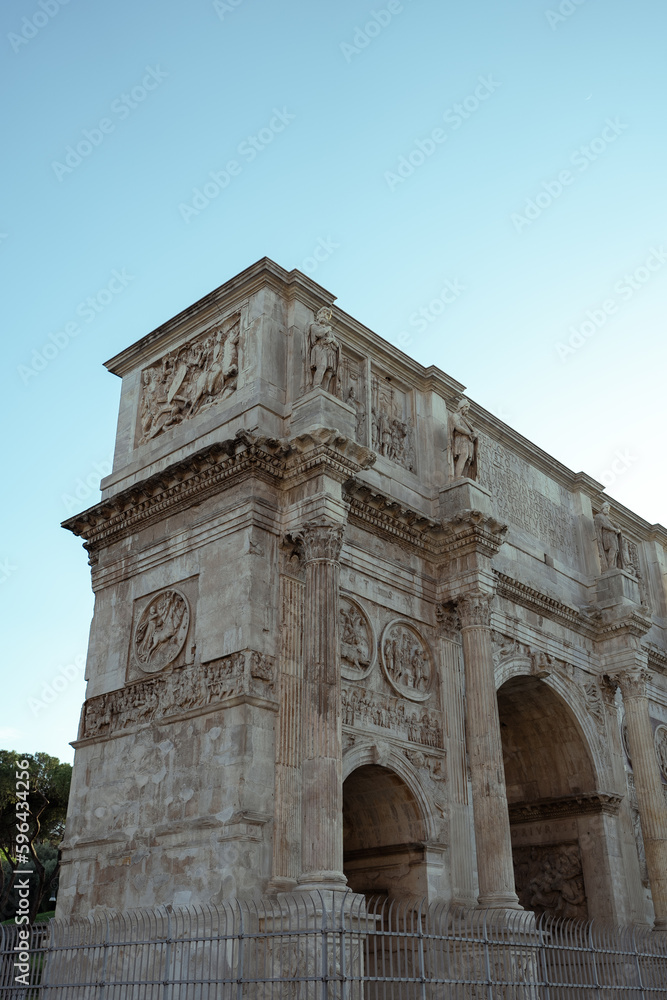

[494,571,590,633]
[595,610,654,642]
[508,792,622,824]
[63,429,374,553]
[645,643,667,674]
[344,480,440,550]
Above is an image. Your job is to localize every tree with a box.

[0,751,72,921]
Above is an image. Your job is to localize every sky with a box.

[2,0,666,764]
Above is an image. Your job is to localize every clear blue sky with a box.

[3,0,666,763]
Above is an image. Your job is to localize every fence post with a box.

[162,907,172,1000]
[236,902,244,1000]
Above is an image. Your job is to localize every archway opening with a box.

[343,764,426,899]
[498,675,599,920]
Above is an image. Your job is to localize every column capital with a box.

[457,590,493,630]
[296,519,345,564]
[608,666,653,701]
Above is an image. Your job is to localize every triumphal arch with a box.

[60,258,667,929]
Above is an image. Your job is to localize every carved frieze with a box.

[380,620,432,701]
[370,373,415,472]
[342,685,443,748]
[338,356,366,442]
[513,843,588,920]
[138,313,241,443]
[339,596,375,681]
[133,589,190,673]
[80,651,276,740]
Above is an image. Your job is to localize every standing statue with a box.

[448,399,477,479]
[594,501,622,571]
[308,306,340,393]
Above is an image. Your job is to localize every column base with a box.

[296,870,348,893]
[653,917,667,933]
[477,891,523,910]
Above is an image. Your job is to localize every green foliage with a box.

[0,751,72,921]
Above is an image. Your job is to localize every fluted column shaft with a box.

[614,668,667,930]
[297,520,346,888]
[458,592,521,909]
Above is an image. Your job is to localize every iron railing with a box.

[1,894,666,998]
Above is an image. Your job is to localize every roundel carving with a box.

[134,589,190,673]
[655,725,667,781]
[380,619,433,702]
[339,596,375,681]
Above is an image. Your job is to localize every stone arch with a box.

[342,742,437,899]
[342,740,438,841]
[494,657,609,790]
[495,665,620,922]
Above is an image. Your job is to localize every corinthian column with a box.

[613,667,667,930]
[296,519,347,890]
[458,591,521,909]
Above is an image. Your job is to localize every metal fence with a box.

[2,893,666,998]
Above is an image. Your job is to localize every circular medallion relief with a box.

[380,619,433,702]
[134,589,190,673]
[655,725,667,781]
[339,596,375,681]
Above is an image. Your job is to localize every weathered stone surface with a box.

[59,259,667,929]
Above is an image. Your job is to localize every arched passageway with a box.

[498,675,613,921]
[343,765,427,899]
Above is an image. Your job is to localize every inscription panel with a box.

[477,436,581,561]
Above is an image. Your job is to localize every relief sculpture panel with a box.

[370,373,415,472]
[138,312,241,443]
[134,589,190,673]
[339,595,375,681]
[380,620,432,701]
[513,843,588,920]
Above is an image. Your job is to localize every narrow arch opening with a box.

[343,764,426,899]
[498,675,599,920]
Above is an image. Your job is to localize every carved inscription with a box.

[139,313,241,443]
[81,652,276,739]
[342,685,443,748]
[134,589,189,673]
[477,439,580,559]
[380,621,432,701]
[513,843,588,920]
